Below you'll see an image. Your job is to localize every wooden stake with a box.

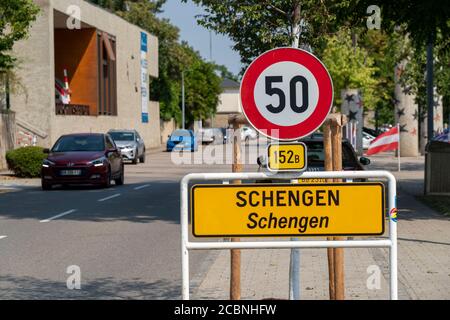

[331,115,345,300]
[230,120,243,300]
[323,120,335,300]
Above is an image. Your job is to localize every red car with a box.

[41,133,124,190]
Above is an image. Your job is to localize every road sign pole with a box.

[289,177,301,300]
[288,27,303,300]
[181,170,190,300]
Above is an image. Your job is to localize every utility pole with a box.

[182,71,185,129]
[209,31,213,62]
[426,33,434,142]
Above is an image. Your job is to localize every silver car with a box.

[108,130,146,164]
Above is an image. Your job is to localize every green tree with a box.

[182,44,222,125]
[321,29,378,109]
[358,29,409,126]
[214,64,238,82]
[0,0,39,71]
[187,0,353,73]
[341,0,450,129]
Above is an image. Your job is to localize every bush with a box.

[5,146,46,178]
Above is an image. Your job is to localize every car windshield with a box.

[304,142,354,164]
[52,135,105,152]
[172,130,190,137]
[109,132,135,141]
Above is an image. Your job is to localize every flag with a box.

[366,126,399,155]
[434,129,449,143]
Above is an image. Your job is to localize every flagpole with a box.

[397,123,401,172]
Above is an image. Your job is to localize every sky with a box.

[158,0,242,77]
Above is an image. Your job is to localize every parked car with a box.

[363,131,376,149]
[41,133,124,190]
[241,126,258,144]
[167,129,198,152]
[199,128,224,145]
[300,135,371,171]
[108,129,146,164]
[363,127,380,137]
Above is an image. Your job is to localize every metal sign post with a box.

[181,170,398,300]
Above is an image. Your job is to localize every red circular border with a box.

[240,47,333,140]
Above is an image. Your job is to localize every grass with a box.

[417,195,450,217]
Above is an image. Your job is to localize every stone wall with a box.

[160,118,178,145]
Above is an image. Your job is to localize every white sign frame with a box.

[181,170,398,300]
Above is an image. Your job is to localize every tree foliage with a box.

[181,43,222,123]
[187,0,355,73]
[321,29,378,109]
[0,0,39,71]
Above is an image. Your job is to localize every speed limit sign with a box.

[240,47,333,141]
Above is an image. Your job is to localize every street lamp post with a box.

[182,71,185,130]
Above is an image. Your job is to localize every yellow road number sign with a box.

[267,143,307,172]
[191,183,385,237]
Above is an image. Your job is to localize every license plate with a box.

[60,170,82,176]
[299,178,327,183]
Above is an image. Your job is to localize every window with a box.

[52,135,105,152]
[97,32,117,116]
[109,132,135,141]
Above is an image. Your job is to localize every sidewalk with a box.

[191,154,450,300]
[0,171,40,188]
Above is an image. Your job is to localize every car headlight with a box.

[42,159,55,168]
[88,156,107,167]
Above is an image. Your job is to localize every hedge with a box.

[5,146,47,178]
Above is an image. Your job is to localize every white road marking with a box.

[98,193,121,202]
[40,209,77,223]
[134,184,150,190]
[0,236,7,240]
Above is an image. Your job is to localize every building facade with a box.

[10,0,160,150]
[211,78,242,128]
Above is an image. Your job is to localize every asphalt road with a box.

[0,143,261,299]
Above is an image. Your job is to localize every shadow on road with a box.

[0,274,181,299]
[0,181,183,224]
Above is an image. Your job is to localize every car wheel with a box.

[132,156,138,165]
[115,165,124,186]
[103,168,112,188]
[41,180,52,191]
[139,152,146,163]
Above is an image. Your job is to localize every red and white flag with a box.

[366,126,399,156]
